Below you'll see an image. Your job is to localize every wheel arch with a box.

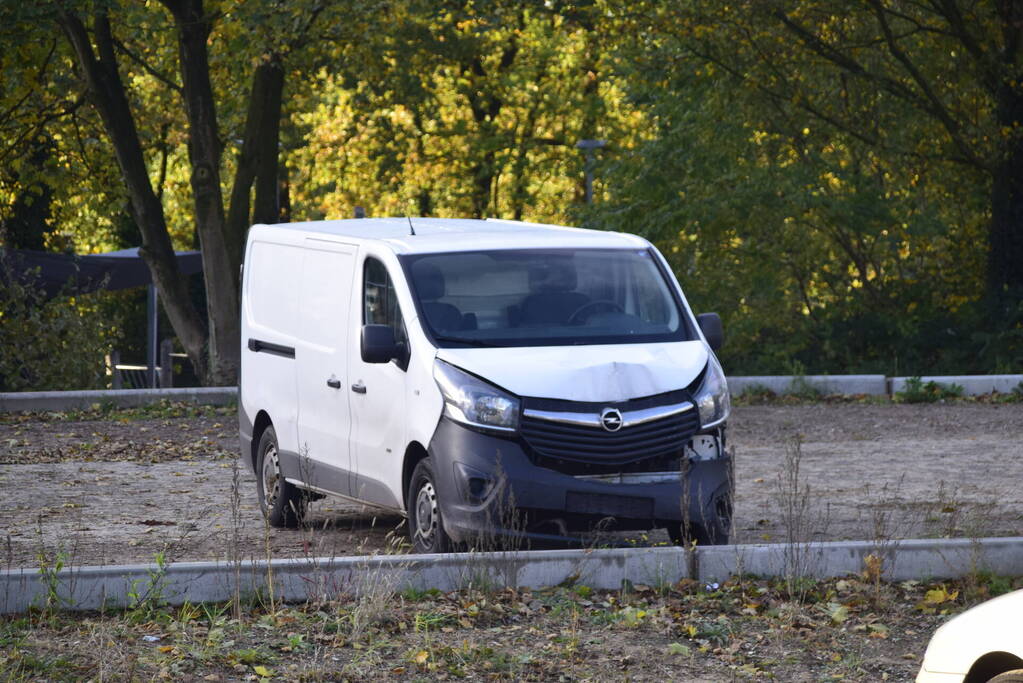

[964,652,1023,683]
[402,441,430,512]
[251,410,274,472]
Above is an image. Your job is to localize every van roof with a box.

[250,217,649,254]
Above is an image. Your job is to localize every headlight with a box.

[434,360,519,432]
[694,355,730,429]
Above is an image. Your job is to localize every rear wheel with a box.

[990,670,1023,683]
[407,458,452,554]
[256,426,305,528]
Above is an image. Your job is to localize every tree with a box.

[591,0,1013,373]
[289,1,637,222]
[670,1,1023,307]
[1,1,333,384]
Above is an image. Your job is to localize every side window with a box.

[363,257,408,349]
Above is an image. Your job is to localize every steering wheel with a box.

[567,300,625,325]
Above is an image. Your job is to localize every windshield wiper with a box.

[431,334,506,348]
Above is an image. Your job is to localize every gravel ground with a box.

[1,402,1021,569]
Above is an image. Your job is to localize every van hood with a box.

[435,341,709,402]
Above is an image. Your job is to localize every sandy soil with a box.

[1,403,1021,568]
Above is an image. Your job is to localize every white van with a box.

[239,218,732,553]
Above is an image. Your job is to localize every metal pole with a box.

[147,283,158,388]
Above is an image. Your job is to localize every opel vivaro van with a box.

[239,218,732,552]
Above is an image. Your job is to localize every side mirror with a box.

[696,313,724,352]
[361,324,398,363]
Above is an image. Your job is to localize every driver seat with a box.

[518,262,589,326]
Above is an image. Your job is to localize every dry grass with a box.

[3,572,1019,681]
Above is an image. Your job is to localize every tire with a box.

[990,670,1023,683]
[256,426,305,528]
[407,458,452,554]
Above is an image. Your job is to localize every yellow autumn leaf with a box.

[414,650,429,665]
[923,587,958,605]
[253,665,271,677]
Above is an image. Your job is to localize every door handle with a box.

[326,378,341,389]
[351,382,367,394]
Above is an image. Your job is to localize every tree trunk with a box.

[251,59,284,226]
[225,55,285,270]
[989,80,1023,308]
[470,149,496,218]
[57,11,210,382]
[163,0,239,386]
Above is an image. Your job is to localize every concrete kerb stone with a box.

[697,537,1023,583]
[727,375,888,397]
[1,375,1019,411]
[0,547,690,614]
[5,539,1023,614]
[0,387,238,412]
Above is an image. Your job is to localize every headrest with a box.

[413,261,445,301]
[528,259,577,293]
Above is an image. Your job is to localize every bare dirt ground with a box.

[1,402,1021,569]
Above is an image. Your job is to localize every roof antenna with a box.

[406,215,416,236]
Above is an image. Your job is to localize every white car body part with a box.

[917,589,1023,683]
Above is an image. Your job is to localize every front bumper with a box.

[427,417,732,545]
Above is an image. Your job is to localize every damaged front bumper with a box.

[427,416,733,546]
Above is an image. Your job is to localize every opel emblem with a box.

[600,408,623,432]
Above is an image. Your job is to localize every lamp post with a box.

[575,139,606,204]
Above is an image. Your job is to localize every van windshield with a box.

[401,248,691,347]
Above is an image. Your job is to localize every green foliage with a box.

[0,261,121,391]
[896,377,964,404]
[588,0,1022,375]
[2,0,1021,378]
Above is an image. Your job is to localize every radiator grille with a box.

[519,392,700,474]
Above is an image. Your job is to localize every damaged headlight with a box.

[694,354,730,429]
[434,360,519,432]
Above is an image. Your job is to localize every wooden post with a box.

[110,350,123,390]
[159,339,174,388]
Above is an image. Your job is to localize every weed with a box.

[786,360,823,400]
[35,548,68,614]
[401,587,442,602]
[126,551,169,622]
[773,435,829,601]
[737,383,777,403]
[896,376,964,403]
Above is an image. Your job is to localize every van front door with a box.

[294,239,357,496]
[348,256,407,509]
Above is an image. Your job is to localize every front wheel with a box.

[256,426,306,528]
[407,458,452,554]
[990,670,1023,683]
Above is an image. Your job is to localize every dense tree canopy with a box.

[1,0,1020,386]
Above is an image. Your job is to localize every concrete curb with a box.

[0,547,685,614]
[0,387,237,412]
[4,538,1021,614]
[728,375,888,396]
[1,374,1019,411]
[697,537,1023,583]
